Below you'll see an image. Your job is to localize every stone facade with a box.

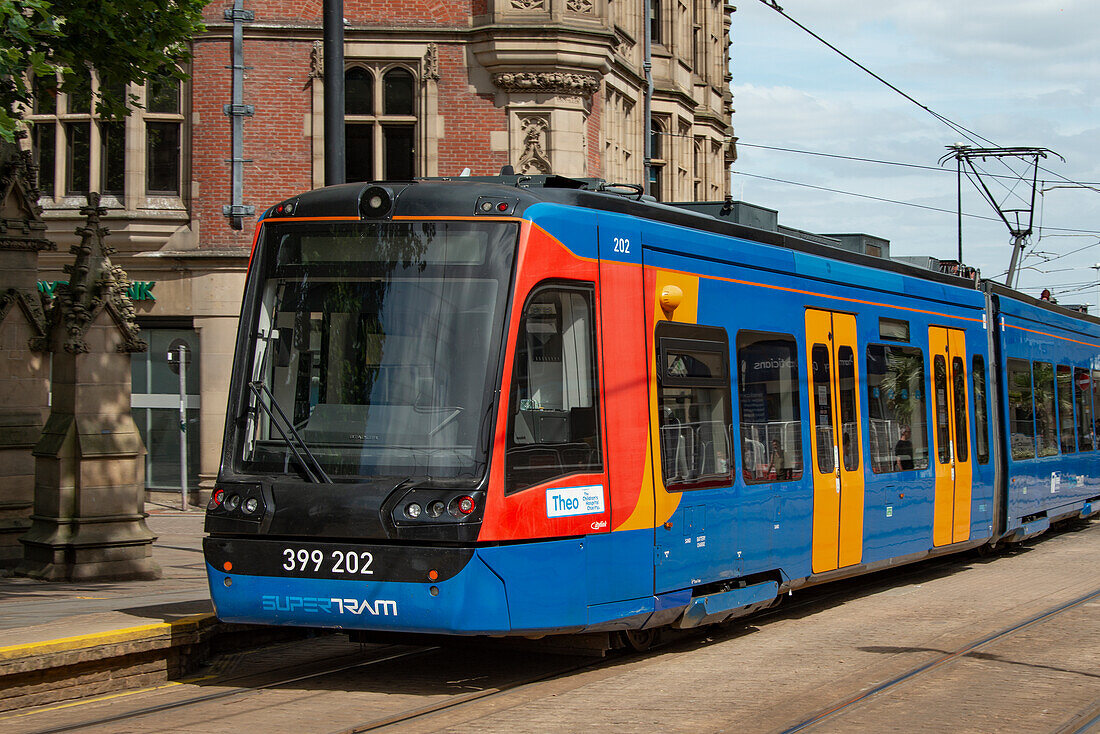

[24,0,735,501]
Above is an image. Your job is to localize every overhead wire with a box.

[737,142,1100,188]
[731,171,1002,222]
[736,143,1100,188]
[992,239,1100,278]
[732,170,1100,236]
[754,1,1100,195]
[754,1,987,147]
[752,0,1034,195]
[744,2,1100,293]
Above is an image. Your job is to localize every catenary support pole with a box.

[323,0,345,186]
[178,344,188,511]
[1006,233,1027,290]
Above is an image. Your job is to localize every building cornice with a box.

[467,24,617,80]
[135,248,251,261]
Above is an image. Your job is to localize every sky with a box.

[729,0,1100,308]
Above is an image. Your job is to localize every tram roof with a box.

[262,175,1097,327]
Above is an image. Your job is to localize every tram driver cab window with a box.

[505,285,602,494]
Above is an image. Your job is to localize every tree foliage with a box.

[1,0,207,141]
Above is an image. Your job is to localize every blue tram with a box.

[203,175,1099,641]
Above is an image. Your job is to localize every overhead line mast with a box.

[940,146,1063,289]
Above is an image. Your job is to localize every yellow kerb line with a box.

[0,613,215,661]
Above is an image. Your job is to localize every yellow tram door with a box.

[805,309,865,573]
[929,327,972,546]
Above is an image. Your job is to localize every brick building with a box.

[24,0,736,501]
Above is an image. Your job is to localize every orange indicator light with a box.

[428,569,439,581]
[223,561,233,572]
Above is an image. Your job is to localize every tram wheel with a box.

[976,541,1001,558]
[621,628,658,652]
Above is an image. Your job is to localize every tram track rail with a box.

[322,553,1019,733]
[1055,700,1100,734]
[13,644,438,734]
[777,585,1100,733]
[5,529,1093,734]
[327,656,605,734]
[319,541,1098,734]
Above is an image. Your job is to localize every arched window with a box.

[383,68,414,115]
[648,117,665,201]
[343,63,418,183]
[345,67,373,115]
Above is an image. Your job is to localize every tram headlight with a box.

[360,186,393,218]
[243,497,260,515]
[394,490,483,525]
[225,494,241,512]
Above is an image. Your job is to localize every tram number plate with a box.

[281,546,375,576]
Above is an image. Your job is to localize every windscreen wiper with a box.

[248,381,333,483]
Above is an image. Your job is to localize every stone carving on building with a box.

[510,0,545,9]
[424,43,440,81]
[567,0,594,13]
[50,194,146,355]
[0,138,52,346]
[518,116,552,174]
[493,72,599,96]
[309,40,323,79]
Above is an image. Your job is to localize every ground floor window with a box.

[131,328,201,493]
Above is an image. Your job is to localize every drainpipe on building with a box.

[323,0,345,186]
[222,0,255,230]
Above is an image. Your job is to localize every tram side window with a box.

[973,355,990,464]
[1057,365,1076,453]
[838,346,859,472]
[1075,367,1094,451]
[866,345,928,473]
[656,324,732,491]
[811,344,835,474]
[933,355,951,464]
[1033,362,1057,457]
[1007,358,1035,460]
[505,286,601,494]
[736,332,803,483]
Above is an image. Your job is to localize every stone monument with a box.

[17,192,160,581]
[0,137,54,570]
